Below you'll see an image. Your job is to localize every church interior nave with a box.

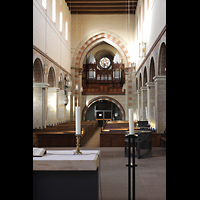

[33,0,166,199]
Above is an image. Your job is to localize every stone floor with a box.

[47,146,166,200]
[46,125,166,199]
[98,147,166,200]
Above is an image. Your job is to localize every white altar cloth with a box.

[33,150,100,171]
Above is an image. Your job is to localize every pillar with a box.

[58,89,66,123]
[141,86,147,120]
[124,67,135,120]
[33,83,49,129]
[137,89,141,120]
[153,76,166,133]
[47,87,60,126]
[146,82,155,128]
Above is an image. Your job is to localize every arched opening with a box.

[33,58,43,83]
[82,96,125,124]
[149,57,155,82]
[158,43,166,75]
[85,100,122,127]
[72,32,131,70]
[33,58,44,129]
[143,66,147,86]
[136,77,138,90]
[48,67,56,87]
[82,42,125,95]
[58,73,64,90]
[139,73,142,89]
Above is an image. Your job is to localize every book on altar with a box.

[33,147,46,157]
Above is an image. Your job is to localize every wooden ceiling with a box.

[65,0,138,14]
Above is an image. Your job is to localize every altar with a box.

[33,150,100,200]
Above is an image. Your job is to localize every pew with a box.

[100,121,129,147]
[33,121,98,147]
[160,128,166,147]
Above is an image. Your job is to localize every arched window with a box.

[52,0,56,23]
[65,17,68,41]
[59,6,63,32]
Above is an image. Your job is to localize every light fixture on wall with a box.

[64,97,68,106]
[64,74,72,88]
[59,73,63,82]
[139,42,146,58]
[64,74,72,106]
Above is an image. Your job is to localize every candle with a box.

[75,106,81,135]
[129,108,134,134]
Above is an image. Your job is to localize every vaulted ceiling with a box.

[65,0,138,14]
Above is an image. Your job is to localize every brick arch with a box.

[82,96,125,120]
[72,32,132,69]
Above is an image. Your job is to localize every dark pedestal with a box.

[33,169,99,200]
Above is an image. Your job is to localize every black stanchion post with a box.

[126,133,138,200]
[128,135,131,200]
[132,134,135,200]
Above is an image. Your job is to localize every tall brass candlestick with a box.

[74,135,82,155]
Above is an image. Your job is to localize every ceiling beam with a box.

[71,11,135,14]
[65,0,137,14]
[68,4,136,8]
[70,8,136,11]
[66,0,138,4]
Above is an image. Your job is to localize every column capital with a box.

[153,75,166,82]
[140,86,147,91]
[137,89,141,94]
[48,87,60,92]
[145,82,155,88]
[33,83,49,88]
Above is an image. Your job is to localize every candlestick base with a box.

[74,135,82,155]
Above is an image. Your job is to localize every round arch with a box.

[149,57,155,82]
[33,58,44,83]
[82,96,125,120]
[143,66,147,86]
[72,31,132,69]
[139,73,142,89]
[48,67,56,87]
[158,42,166,75]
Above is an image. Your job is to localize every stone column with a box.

[137,89,141,120]
[124,67,136,120]
[141,86,147,120]
[124,68,130,120]
[66,91,72,121]
[47,87,60,126]
[153,76,166,133]
[146,82,155,127]
[131,73,137,120]
[33,83,49,129]
[58,89,66,123]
